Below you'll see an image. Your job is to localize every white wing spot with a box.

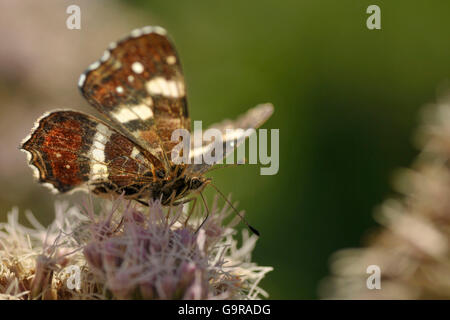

[131,28,142,38]
[91,163,109,180]
[112,107,139,123]
[78,74,86,88]
[116,86,124,94]
[101,50,110,62]
[128,75,135,82]
[65,165,71,169]
[142,26,153,34]
[169,81,179,97]
[96,123,112,138]
[90,123,113,181]
[146,77,185,98]
[144,96,153,106]
[131,62,144,74]
[131,104,153,120]
[93,140,105,150]
[92,149,105,162]
[166,56,176,65]
[131,147,140,158]
[153,26,167,35]
[88,61,101,71]
[177,80,185,96]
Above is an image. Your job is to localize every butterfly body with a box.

[21,26,273,207]
[91,164,209,205]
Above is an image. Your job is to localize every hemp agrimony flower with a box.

[0,196,272,300]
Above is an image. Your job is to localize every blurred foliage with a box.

[1,0,449,299]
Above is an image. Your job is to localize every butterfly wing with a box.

[188,103,274,173]
[21,111,160,197]
[78,26,189,169]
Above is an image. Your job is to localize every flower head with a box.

[321,93,450,299]
[0,195,272,300]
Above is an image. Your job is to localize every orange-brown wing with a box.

[78,26,189,169]
[21,110,160,197]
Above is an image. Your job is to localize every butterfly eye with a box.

[190,178,203,190]
[156,170,165,179]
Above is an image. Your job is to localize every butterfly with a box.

[21,26,273,232]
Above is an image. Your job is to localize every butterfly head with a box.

[188,176,211,192]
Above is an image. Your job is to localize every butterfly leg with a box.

[172,197,194,206]
[113,216,124,233]
[135,199,149,207]
[195,192,210,234]
[165,190,178,222]
[136,196,193,208]
[183,197,197,227]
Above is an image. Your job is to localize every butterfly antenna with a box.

[203,162,245,174]
[208,182,260,236]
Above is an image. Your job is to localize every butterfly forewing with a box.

[21,111,159,196]
[78,26,190,168]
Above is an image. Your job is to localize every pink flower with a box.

[0,195,272,299]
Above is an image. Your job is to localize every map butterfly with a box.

[21,26,273,233]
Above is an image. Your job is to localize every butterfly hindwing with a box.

[21,111,159,196]
[188,103,274,173]
[78,26,189,168]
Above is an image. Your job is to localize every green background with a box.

[0,0,449,299]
